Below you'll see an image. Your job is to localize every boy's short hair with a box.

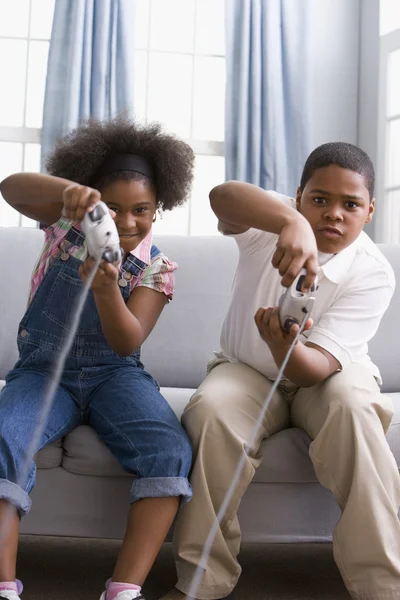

[45,115,195,212]
[300,142,375,199]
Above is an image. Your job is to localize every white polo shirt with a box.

[217,193,395,384]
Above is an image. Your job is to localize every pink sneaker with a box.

[99,590,145,600]
[0,580,23,600]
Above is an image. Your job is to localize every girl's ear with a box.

[296,187,302,211]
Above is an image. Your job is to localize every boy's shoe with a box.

[99,591,145,600]
[159,589,235,600]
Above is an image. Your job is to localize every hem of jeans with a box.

[130,477,192,504]
[0,479,31,516]
[177,573,239,600]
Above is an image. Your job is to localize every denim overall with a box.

[0,226,192,516]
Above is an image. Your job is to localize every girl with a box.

[0,116,195,600]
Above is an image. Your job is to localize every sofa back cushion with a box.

[1,228,399,392]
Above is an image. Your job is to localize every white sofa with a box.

[0,226,399,541]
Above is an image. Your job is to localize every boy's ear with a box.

[296,187,302,210]
[366,198,376,224]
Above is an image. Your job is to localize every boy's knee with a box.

[323,368,391,427]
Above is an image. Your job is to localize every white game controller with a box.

[279,268,318,333]
[81,201,122,265]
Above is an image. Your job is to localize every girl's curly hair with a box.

[45,116,195,211]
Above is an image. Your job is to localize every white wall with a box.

[308,0,361,148]
[308,0,381,239]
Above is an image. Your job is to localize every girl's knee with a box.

[167,429,192,474]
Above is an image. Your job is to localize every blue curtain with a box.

[41,0,136,169]
[225,0,312,195]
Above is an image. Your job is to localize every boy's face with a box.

[296,165,375,254]
[101,179,157,254]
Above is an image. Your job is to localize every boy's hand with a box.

[255,306,313,348]
[79,257,119,293]
[62,184,102,221]
[273,215,318,291]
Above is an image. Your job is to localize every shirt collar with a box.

[318,232,364,284]
[128,229,153,266]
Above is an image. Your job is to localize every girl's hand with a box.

[254,306,313,348]
[62,184,101,221]
[79,257,119,293]
[272,216,319,292]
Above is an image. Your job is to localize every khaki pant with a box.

[172,360,400,600]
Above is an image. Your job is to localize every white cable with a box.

[185,313,310,600]
[0,256,101,548]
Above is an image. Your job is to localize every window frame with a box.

[376,27,400,243]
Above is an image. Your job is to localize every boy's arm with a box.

[255,306,340,387]
[211,181,302,235]
[255,270,394,387]
[270,337,340,388]
[210,181,319,290]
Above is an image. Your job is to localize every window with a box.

[376,1,400,242]
[0,0,54,227]
[0,0,226,235]
[380,0,400,36]
[134,0,225,236]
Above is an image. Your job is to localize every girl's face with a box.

[296,165,375,254]
[101,179,157,254]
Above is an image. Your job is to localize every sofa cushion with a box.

[61,388,194,477]
[55,390,400,482]
[62,425,127,477]
[34,439,63,469]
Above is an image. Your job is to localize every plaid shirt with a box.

[29,217,177,303]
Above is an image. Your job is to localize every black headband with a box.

[90,153,155,186]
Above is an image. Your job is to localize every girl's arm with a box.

[79,258,168,356]
[0,173,100,225]
[93,284,167,356]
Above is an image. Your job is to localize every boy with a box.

[160,143,400,600]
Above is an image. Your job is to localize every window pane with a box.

[0,142,23,227]
[192,57,225,141]
[386,118,400,187]
[0,0,30,37]
[152,204,189,235]
[25,41,49,127]
[380,0,400,36]
[147,53,193,138]
[388,49,400,117]
[134,50,148,123]
[150,0,195,53]
[24,143,41,172]
[30,0,55,39]
[195,0,225,56]
[22,144,41,226]
[190,155,225,235]
[385,191,400,243]
[0,40,27,126]
[134,0,150,49]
